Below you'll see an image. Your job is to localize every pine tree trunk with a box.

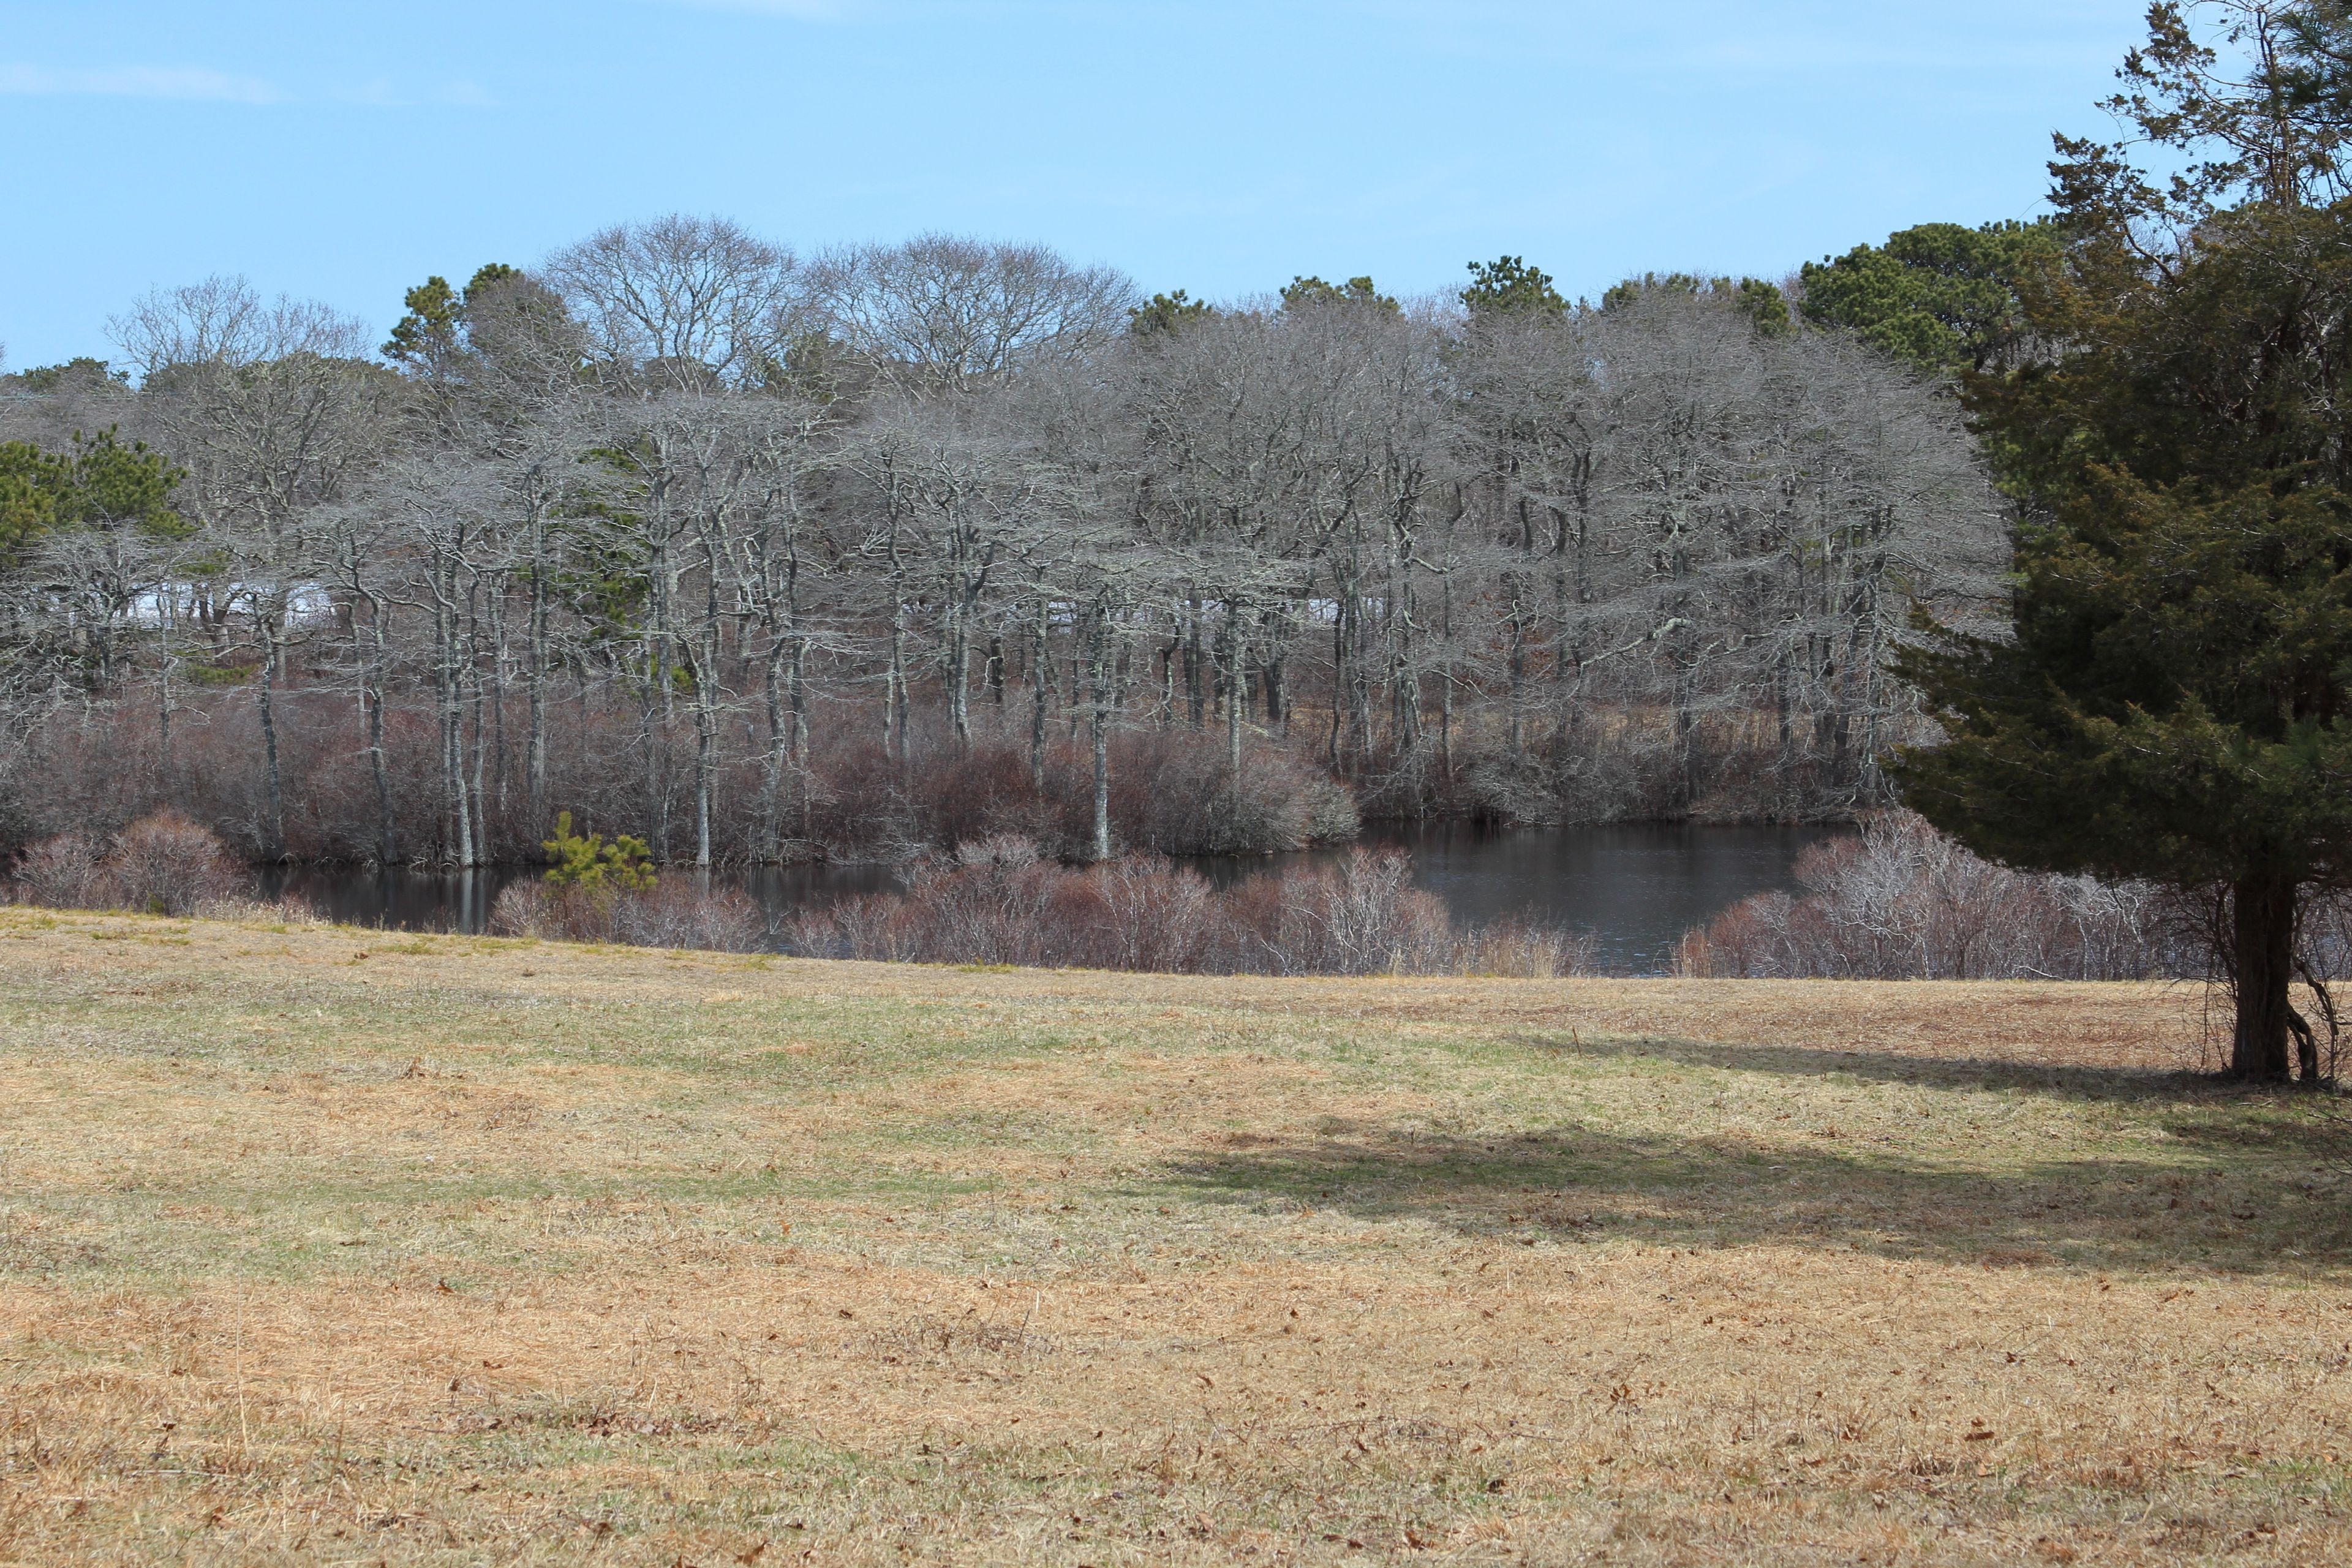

[886,608,908,763]
[2230,873,2299,1082]
[1504,585,1526,763]
[467,655,490,867]
[1092,710,1111,863]
[693,688,715,869]
[1185,600,1205,731]
[947,606,971,752]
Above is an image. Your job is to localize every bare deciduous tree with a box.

[0,224,2000,875]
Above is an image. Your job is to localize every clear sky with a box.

[1,1,2146,369]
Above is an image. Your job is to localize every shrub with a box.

[1109,733,1359,855]
[1674,811,2201,979]
[108,810,242,915]
[1082,855,1223,972]
[490,812,760,952]
[783,841,1589,978]
[1251,847,1456,976]
[487,880,554,939]
[611,879,765,951]
[804,728,1361,864]
[11,832,108,910]
[9,810,242,916]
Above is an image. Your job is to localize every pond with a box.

[1351,820,1836,973]
[267,821,1838,974]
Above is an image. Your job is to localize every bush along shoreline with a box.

[489,825,1595,976]
[9,805,2283,992]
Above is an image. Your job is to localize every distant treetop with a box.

[1,357,131,394]
[1279,275,1398,314]
[1798,220,2059,376]
[1461,255,1566,317]
[1602,272,1793,336]
[383,263,522,368]
[0,428,187,570]
[1129,289,1216,337]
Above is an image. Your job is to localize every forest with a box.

[0,230,2005,869]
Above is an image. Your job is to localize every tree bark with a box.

[526,500,549,839]
[2230,873,2299,1081]
[760,633,791,862]
[257,625,287,861]
[1029,606,1051,791]
[363,595,396,868]
[1088,611,1112,862]
[1220,605,1245,775]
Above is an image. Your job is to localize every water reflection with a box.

[265,866,526,934]
[263,822,1838,974]
[1365,821,1836,973]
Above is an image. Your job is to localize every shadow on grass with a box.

[1522,1031,2352,1161]
[1515,1030,2217,1103]
[1166,1113,2352,1276]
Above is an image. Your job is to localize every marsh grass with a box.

[1,908,2348,1564]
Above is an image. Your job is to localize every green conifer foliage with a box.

[542,812,657,892]
[1799,221,2059,375]
[1460,255,1566,317]
[1898,197,2352,1081]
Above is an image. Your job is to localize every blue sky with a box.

[2,1,2144,369]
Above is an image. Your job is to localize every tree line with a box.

[0,221,2004,869]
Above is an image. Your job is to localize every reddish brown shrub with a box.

[9,810,242,916]
[782,842,1587,978]
[1674,812,2199,979]
[10,832,108,910]
[108,810,243,916]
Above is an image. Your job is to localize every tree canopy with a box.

[0,429,185,568]
[1461,255,1566,317]
[1278,275,1398,313]
[1601,272,1793,336]
[1897,2,2352,1081]
[1798,221,2059,375]
[1128,289,1216,337]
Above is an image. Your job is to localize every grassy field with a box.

[3,908,2350,1566]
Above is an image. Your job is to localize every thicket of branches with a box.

[1675,812,2207,981]
[766,837,1597,977]
[0,220,2003,867]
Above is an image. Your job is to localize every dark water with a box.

[1357,822,1836,972]
[266,823,1835,974]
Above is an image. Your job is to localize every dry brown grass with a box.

[2,907,2347,1566]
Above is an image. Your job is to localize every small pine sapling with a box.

[542,812,656,893]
